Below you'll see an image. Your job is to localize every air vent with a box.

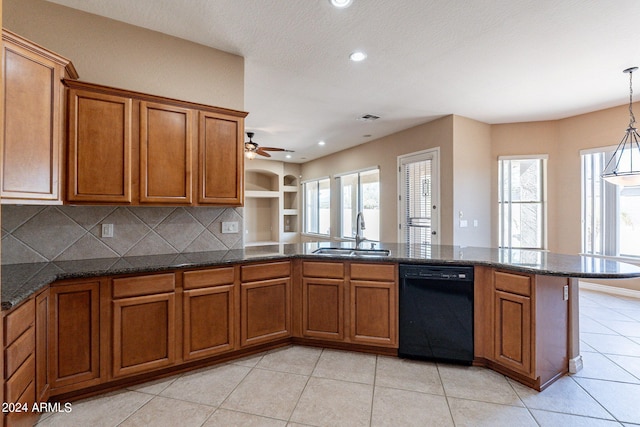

[358,114,380,121]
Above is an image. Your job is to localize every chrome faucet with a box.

[355,211,368,248]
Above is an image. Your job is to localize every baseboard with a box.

[579,281,640,299]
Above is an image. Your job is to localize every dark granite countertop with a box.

[3,242,640,310]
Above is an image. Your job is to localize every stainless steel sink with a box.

[312,247,391,257]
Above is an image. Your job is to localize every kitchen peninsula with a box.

[3,243,640,425]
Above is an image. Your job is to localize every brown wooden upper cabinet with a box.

[199,111,244,205]
[64,80,247,206]
[1,29,78,204]
[140,102,194,204]
[66,88,133,203]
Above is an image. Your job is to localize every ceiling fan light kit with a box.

[602,67,640,187]
[244,132,293,160]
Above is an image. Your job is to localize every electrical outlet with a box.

[101,223,114,238]
[563,285,569,301]
[459,220,468,228]
[222,221,239,234]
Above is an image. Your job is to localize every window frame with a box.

[336,167,380,242]
[498,155,548,250]
[302,176,331,236]
[581,146,640,260]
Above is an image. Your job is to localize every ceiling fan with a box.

[244,132,293,159]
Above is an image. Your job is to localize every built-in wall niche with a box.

[283,191,298,211]
[283,215,297,233]
[283,174,298,188]
[245,170,279,192]
[244,197,279,246]
[244,161,301,246]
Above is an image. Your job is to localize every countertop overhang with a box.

[3,242,640,310]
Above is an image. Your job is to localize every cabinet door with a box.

[1,38,64,202]
[494,290,532,375]
[349,280,398,347]
[49,281,102,391]
[67,89,132,203]
[302,277,344,341]
[140,102,194,204]
[198,111,244,205]
[112,293,176,378]
[183,285,235,360]
[241,277,290,347]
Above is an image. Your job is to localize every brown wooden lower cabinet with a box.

[475,267,569,390]
[183,267,237,360]
[300,261,398,348]
[112,274,176,378]
[494,290,532,375]
[302,277,345,341]
[350,280,397,347]
[3,299,38,427]
[0,260,574,412]
[301,261,346,341]
[49,280,102,392]
[349,263,398,347]
[240,262,292,347]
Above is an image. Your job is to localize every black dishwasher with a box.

[399,264,474,364]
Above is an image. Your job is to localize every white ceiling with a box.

[46,0,640,162]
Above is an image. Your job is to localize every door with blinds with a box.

[398,149,439,245]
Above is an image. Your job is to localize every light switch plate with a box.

[459,220,468,228]
[222,221,239,234]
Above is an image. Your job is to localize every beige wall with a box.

[452,116,492,247]
[301,115,455,244]
[300,114,495,248]
[3,0,244,110]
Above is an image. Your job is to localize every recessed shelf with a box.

[245,190,279,198]
[244,162,300,245]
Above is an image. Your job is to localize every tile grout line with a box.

[286,346,324,426]
[434,362,457,426]
[367,354,379,426]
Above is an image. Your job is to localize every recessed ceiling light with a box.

[318,141,326,146]
[330,0,353,8]
[285,154,292,159]
[349,51,367,62]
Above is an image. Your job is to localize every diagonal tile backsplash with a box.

[1,205,244,265]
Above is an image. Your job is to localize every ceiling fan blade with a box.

[260,147,293,153]
[259,147,287,152]
[256,148,271,157]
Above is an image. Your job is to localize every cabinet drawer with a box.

[494,271,531,296]
[4,299,35,346]
[113,273,175,298]
[241,261,290,282]
[184,267,235,289]
[5,326,34,379]
[351,263,396,281]
[302,261,344,279]
[5,353,34,402]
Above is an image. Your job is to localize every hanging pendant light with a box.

[602,67,640,187]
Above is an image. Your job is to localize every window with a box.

[498,156,547,249]
[582,148,640,258]
[338,168,380,241]
[303,178,330,235]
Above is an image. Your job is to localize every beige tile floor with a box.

[36,288,640,427]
